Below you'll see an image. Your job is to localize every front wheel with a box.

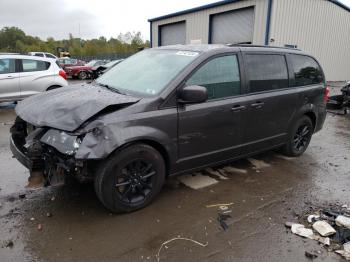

[282,116,313,157]
[78,71,88,80]
[94,144,166,213]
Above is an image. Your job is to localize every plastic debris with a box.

[177,173,218,189]
[247,158,271,169]
[312,221,336,236]
[307,215,320,223]
[219,205,229,211]
[336,215,350,229]
[291,224,314,239]
[37,224,43,231]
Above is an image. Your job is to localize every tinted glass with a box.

[34,53,44,57]
[0,59,16,74]
[97,49,199,96]
[45,53,56,59]
[186,55,240,100]
[22,59,50,72]
[246,54,288,93]
[289,55,323,86]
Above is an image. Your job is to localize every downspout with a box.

[150,22,153,47]
[264,0,273,45]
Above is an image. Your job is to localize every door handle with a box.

[251,101,265,109]
[231,105,246,112]
[6,75,15,79]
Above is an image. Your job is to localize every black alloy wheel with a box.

[94,143,165,213]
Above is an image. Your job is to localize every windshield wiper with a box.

[95,82,126,95]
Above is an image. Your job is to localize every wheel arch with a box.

[120,139,171,176]
[303,111,316,131]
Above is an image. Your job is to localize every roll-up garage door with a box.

[160,22,186,46]
[210,7,254,44]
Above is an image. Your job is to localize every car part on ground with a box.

[327,81,350,112]
[10,45,327,212]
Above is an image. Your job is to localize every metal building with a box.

[148,0,350,81]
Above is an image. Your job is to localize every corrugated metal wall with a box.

[269,0,350,81]
[151,0,269,47]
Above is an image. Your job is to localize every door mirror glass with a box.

[178,85,208,104]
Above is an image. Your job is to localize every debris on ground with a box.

[177,173,218,189]
[37,224,43,231]
[247,158,271,169]
[305,251,318,259]
[217,213,232,231]
[206,203,234,208]
[205,168,228,180]
[312,221,336,236]
[286,205,350,259]
[222,166,247,174]
[156,237,208,262]
[336,215,350,229]
[46,212,52,217]
[2,240,14,248]
[18,193,26,199]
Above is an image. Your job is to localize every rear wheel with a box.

[94,144,165,213]
[282,116,313,157]
[78,71,88,80]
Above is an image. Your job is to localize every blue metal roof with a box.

[148,0,349,22]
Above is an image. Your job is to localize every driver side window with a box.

[186,55,240,100]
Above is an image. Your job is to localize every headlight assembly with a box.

[40,129,82,156]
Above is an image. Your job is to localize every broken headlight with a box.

[40,129,82,156]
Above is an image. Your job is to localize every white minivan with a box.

[0,55,68,102]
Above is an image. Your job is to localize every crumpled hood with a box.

[16,84,140,132]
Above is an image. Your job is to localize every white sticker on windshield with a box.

[176,51,199,57]
[146,88,156,95]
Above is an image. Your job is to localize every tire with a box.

[78,71,88,80]
[94,143,166,213]
[282,116,313,157]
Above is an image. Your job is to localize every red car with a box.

[57,57,85,69]
[65,60,106,80]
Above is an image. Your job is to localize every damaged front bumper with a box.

[10,118,95,187]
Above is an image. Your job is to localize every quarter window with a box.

[21,59,50,72]
[246,54,288,93]
[45,53,56,59]
[289,55,324,86]
[186,55,240,100]
[0,59,16,74]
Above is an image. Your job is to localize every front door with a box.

[241,53,298,154]
[0,58,20,101]
[177,54,246,171]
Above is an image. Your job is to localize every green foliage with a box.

[0,27,150,56]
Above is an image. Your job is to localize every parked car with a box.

[65,60,107,80]
[327,81,350,111]
[57,57,85,69]
[28,52,58,59]
[90,59,124,79]
[10,45,327,213]
[0,54,68,102]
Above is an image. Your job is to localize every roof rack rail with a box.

[225,43,301,51]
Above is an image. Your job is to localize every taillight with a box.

[59,69,67,80]
[324,86,330,103]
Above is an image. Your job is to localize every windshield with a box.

[104,60,121,67]
[86,60,98,66]
[96,49,199,96]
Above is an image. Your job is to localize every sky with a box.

[0,0,349,41]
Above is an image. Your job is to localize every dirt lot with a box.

[0,83,349,262]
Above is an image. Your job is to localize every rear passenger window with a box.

[21,59,50,72]
[246,54,288,93]
[289,55,324,86]
[186,55,240,100]
[0,59,15,74]
[34,53,44,57]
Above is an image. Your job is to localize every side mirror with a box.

[178,85,208,104]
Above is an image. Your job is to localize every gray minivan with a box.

[10,45,327,213]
